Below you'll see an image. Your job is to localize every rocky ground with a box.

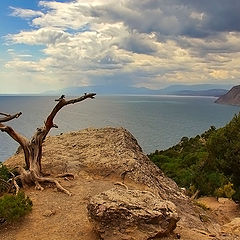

[1,127,240,240]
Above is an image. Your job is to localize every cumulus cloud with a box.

[5,58,46,72]
[7,27,71,45]
[10,7,44,18]
[3,0,240,93]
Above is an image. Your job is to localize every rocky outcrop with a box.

[215,85,240,106]
[87,187,179,240]
[4,127,240,240]
[7,127,186,202]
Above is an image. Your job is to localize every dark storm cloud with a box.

[90,0,240,38]
[183,0,240,33]
[119,35,158,54]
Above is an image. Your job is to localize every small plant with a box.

[0,162,11,181]
[187,185,197,196]
[0,192,32,222]
[214,182,236,199]
[194,201,210,211]
[0,162,12,194]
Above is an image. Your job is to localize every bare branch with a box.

[0,123,30,168]
[44,93,96,134]
[0,112,10,117]
[55,95,65,101]
[0,124,28,146]
[0,112,22,123]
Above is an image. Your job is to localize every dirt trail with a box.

[1,172,116,240]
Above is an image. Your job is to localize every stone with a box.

[222,218,240,236]
[87,187,179,240]
[42,209,56,217]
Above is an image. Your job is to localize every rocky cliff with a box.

[215,85,240,106]
[1,127,240,240]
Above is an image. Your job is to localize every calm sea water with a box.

[0,95,239,162]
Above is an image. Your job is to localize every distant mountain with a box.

[158,84,232,93]
[55,85,159,95]
[215,85,240,106]
[173,89,228,97]
[43,84,231,96]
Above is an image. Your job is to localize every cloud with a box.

[7,49,14,53]
[10,7,44,18]
[17,54,33,58]
[3,0,240,93]
[6,27,70,45]
[182,0,240,33]
[118,33,158,54]
[5,58,46,72]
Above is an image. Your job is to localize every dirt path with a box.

[0,172,115,240]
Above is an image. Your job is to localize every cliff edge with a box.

[215,85,240,106]
[1,127,239,240]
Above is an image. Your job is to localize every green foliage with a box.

[0,162,12,194]
[0,162,11,181]
[0,163,33,223]
[194,201,210,211]
[214,182,236,199]
[0,192,32,222]
[149,113,240,200]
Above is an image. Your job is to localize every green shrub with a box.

[149,114,240,200]
[0,162,12,194]
[0,192,32,222]
[0,162,11,181]
[214,182,236,198]
[194,201,210,211]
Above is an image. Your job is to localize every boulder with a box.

[87,187,179,240]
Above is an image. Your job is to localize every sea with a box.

[0,95,239,162]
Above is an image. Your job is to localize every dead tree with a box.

[0,93,96,195]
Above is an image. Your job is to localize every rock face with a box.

[87,188,179,240]
[215,85,240,106]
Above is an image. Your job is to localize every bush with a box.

[0,162,11,181]
[0,192,32,222]
[0,162,12,194]
[149,115,240,200]
[214,182,236,198]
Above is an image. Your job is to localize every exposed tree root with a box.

[10,167,72,196]
[12,178,20,195]
[34,176,71,196]
[56,173,75,179]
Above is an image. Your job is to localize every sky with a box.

[0,0,240,94]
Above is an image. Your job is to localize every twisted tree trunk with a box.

[0,93,96,195]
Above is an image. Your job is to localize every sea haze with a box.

[0,95,239,162]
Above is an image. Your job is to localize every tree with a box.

[0,93,96,196]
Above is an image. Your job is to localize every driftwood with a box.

[0,93,96,195]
